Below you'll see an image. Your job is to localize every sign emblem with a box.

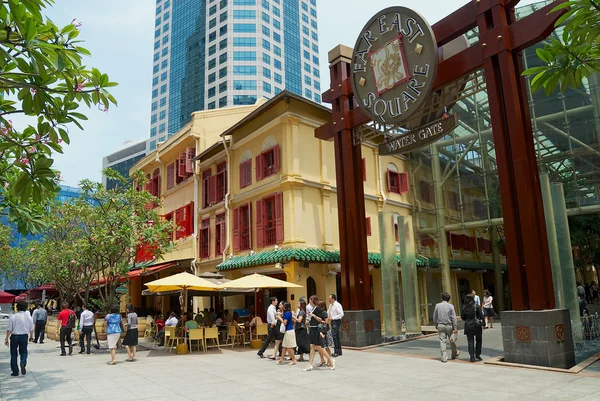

[351,7,438,126]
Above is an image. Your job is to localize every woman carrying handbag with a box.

[461,294,485,363]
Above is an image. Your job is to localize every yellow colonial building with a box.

[130,91,503,325]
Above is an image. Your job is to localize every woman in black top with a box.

[293,298,310,362]
[302,295,334,371]
[461,294,485,362]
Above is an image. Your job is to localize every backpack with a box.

[66,311,76,329]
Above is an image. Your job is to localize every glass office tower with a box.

[148,0,321,151]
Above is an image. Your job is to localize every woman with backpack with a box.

[461,294,485,363]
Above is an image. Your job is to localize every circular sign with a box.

[351,7,438,126]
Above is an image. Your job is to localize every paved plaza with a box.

[2,325,600,401]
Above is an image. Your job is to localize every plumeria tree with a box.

[73,169,175,312]
[0,0,117,234]
[523,0,600,94]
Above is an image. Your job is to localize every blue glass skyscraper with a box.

[148,0,321,152]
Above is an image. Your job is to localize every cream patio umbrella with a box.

[145,272,221,315]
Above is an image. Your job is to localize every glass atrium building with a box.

[148,0,322,151]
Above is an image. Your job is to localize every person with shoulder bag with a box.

[461,294,485,363]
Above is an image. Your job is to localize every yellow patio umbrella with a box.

[219,273,303,290]
[145,272,221,316]
[219,273,303,342]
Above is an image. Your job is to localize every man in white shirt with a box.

[257,296,278,358]
[5,300,34,377]
[471,290,481,308]
[78,304,95,354]
[328,294,344,357]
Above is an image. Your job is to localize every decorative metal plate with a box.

[516,326,532,343]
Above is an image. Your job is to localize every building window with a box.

[256,145,280,180]
[234,0,255,4]
[263,53,271,64]
[202,169,212,208]
[234,51,257,61]
[209,5,217,15]
[262,25,270,36]
[234,65,257,75]
[215,213,226,256]
[209,45,217,56]
[274,59,281,70]
[257,193,283,247]
[174,202,194,240]
[233,23,256,33]
[239,159,252,188]
[216,162,227,202]
[263,81,271,93]
[262,0,270,10]
[219,96,227,107]
[220,11,227,22]
[209,18,217,29]
[161,71,168,81]
[305,88,312,98]
[234,80,257,90]
[420,180,434,203]
[272,6,280,16]
[263,67,271,79]
[208,87,216,98]
[200,219,210,259]
[166,163,175,190]
[219,82,227,93]
[220,25,227,36]
[273,32,281,43]
[209,31,217,42]
[219,67,227,78]
[447,191,461,210]
[274,73,282,84]
[219,52,228,63]
[387,170,409,195]
[208,101,216,109]
[273,45,281,56]
[160,97,167,106]
[262,38,270,50]
[233,203,252,251]
[208,59,216,69]
[304,75,311,85]
[273,19,280,30]
[262,12,270,23]
[234,95,257,105]
[234,37,256,47]
[219,38,227,49]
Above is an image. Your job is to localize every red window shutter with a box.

[273,144,280,173]
[256,155,264,181]
[187,202,194,236]
[166,164,174,190]
[399,172,409,194]
[208,175,217,205]
[275,192,283,244]
[256,199,264,248]
[362,158,366,182]
[178,153,187,178]
[239,163,246,188]
[247,201,253,249]
[220,220,226,254]
[469,236,477,252]
[246,160,252,186]
[386,170,392,192]
[484,239,492,253]
[186,147,196,174]
[366,217,371,236]
[144,174,152,192]
[233,207,240,252]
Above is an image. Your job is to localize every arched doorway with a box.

[458,278,471,310]
[306,276,316,298]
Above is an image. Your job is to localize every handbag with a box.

[279,320,286,334]
[474,306,485,327]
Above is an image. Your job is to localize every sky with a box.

[34,0,541,187]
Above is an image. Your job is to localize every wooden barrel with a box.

[46,320,58,341]
[95,319,106,341]
[137,321,147,338]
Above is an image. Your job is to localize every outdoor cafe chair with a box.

[203,327,220,351]
[188,328,205,352]
[165,326,184,353]
[225,325,245,348]
[255,323,268,341]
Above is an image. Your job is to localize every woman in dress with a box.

[318,300,334,363]
[461,294,485,362]
[269,302,284,360]
[293,298,310,362]
[277,302,297,365]
[122,304,138,362]
[102,305,123,365]
[302,295,334,371]
[482,290,495,328]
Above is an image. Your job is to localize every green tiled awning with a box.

[216,248,429,271]
[426,258,507,271]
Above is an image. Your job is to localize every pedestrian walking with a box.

[257,296,278,358]
[318,300,334,360]
[302,295,334,371]
[432,293,459,363]
[471,290,481,308]
[327,294,344,357]
[270,302,284,360]
[122,304,138,362]
[103,305,123,365]
[32,303,47,344]
[78,304,94,354]
[482,290,495,328]
[461,294,485,362]
[276,302,297,365]
[5,300,34,377]
[293,298,310,362]
[57,302,76,356]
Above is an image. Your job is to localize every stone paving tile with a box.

[2,338,599,401]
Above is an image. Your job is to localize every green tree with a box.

[523,0,600,95]
[0,0,117,234]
